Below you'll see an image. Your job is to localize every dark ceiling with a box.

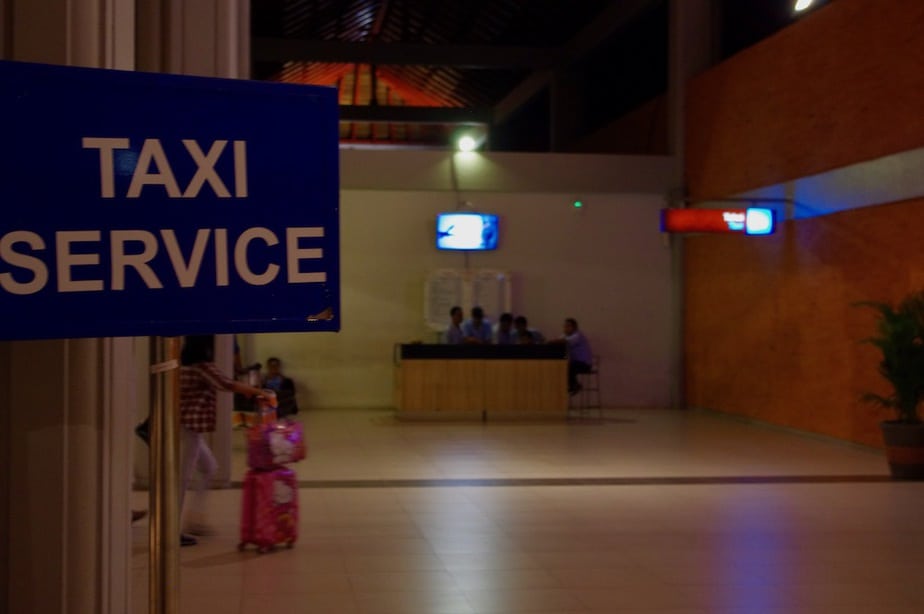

[251,0,826,153]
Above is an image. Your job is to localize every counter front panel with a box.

[395,344,568,419]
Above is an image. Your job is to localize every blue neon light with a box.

[745,208,775,235]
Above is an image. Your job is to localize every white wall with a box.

[241,150,677,409]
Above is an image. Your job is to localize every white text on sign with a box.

[82,137,248,198]
[0,227,326,295]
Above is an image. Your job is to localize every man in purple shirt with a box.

[553,317,593,395]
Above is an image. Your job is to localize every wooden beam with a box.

[338,105,491,125]
[252,37,557,69]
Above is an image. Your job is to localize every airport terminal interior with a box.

[6,0,924,612]
[130,407,922,614]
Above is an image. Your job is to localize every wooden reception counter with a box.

[394,344,568,420]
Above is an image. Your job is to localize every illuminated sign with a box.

[660,207,776,235]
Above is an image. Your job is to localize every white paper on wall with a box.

[424,269,512,330]
[471,270,511,322]
[424,269,465,330]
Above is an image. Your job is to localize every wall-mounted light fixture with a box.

[453,126,487,152]
[457,135,477,152]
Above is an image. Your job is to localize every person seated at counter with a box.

[462,306,493,344]
[443,306,466,344]
[494,312,516,344]
[262,357,299,417]
[514,315,545,344]
[550,317,593,395]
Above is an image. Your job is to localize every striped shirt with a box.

[180,362,235,433]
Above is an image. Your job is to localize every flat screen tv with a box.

[436,212,499,251]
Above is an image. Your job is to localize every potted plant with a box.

[856,289,924,479]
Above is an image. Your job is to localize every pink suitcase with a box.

[246,419,307,470]
[238,467,299,553]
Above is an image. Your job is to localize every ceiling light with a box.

[794,0,814,11]
[457,135,477,152]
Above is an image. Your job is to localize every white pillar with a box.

[0,341,10,612]
[0,1,137,612]
[2,337,138,614]
[667,0,717,162]
[136,0,250,78]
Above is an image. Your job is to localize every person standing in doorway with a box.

[179,335,263,545]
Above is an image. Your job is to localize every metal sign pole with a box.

[149,337,180,614]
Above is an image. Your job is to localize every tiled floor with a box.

[132,408,924,613]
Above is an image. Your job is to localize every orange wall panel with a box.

[684,198,924,447]
[686,0,924,198]
[683,0,924,446]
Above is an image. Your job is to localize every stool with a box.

[569,355,602,419]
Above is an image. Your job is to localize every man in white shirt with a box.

[443,306,465,344]
[462,306,492,344]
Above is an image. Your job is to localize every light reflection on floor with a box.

[131,408,924,614]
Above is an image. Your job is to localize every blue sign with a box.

[742,208,775,235]
[0,60,340,340]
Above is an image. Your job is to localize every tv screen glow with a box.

[436,212,499,250]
